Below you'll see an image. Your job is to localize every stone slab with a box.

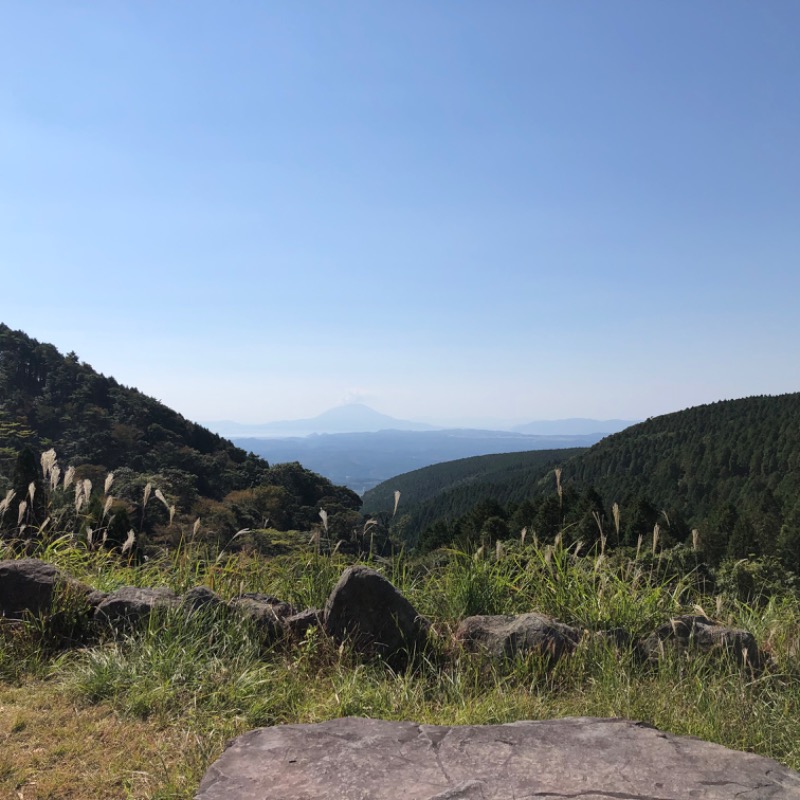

[196,716,800,799]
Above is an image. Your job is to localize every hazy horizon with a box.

[199,401,640,434]
[3,2,798,426]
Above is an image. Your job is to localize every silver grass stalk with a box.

[86,527,94,548]
[635,534,643,561]
[17,500,27,525]
[63,466,76,490]
[393,490,401,517]
[82,479,92,502]
[27,481,36,505]
[50,465,61,492]
[520,526,527,545]
[691,528,700,551]
[495,540,504,561]
[143,482,152,508]
[41,449,57,481]
[319,508,328,534]
[554,468,563,507]
[612,502,621,540]
[192,517,201,539]
[104,472,114,495]
[121,529,136,554]
[652,522,660,555]
[74,481,83,510]
[102,496,113,519]
[40,516,51,533]
[155,488,169,510]
[169,505,176,526]
[1,489,17,519]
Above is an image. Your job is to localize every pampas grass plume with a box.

[393,490,401,517]
[122,529,136,554]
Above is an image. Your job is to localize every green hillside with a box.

[376,394,800,569]
[363,449,585,545]
[0,324,361,543]
[562,394,800,517]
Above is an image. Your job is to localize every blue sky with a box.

[2,2,799,427]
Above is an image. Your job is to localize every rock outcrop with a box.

[0,558,95,618]
[455,612,580,662]
[93,585,180,630]
[642,614,766,668]
[228,592,296,644]
[323,565,430,668]
[195,716,800,799]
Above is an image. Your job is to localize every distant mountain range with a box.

[511,418,636,435]
[231,429,609,495]
[211,405,636,494]
[204,404,436,437]
[205,404,637,438]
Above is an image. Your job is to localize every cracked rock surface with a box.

[195,716,800,799]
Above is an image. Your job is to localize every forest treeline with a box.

[0,324,361,546]
[363,449,586,542]
[368,394,800,574]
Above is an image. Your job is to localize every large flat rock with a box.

[195,716,800,799]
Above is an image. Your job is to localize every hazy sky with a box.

[2,2,799,427]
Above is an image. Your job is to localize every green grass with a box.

[3,535,800,798]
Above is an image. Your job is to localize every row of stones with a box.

[0,558,765,669]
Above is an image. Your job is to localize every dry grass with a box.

[0,680,208,800]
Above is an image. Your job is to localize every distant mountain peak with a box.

[204,404,437,437]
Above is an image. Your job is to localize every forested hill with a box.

[374,393,800,567]
[0,324,361,538]
[561,393,800,528]
[363,449,585,544]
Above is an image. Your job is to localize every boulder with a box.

[0,558,93,618]
[643,614,765,668]
[284,608,323,640]
[455,612,580,662]
[323,565,430,668]
[93,585,179,630]
[229,593,296,645]
[195,716,800,800]
[182,586,226,613]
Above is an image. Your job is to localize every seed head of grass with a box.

[393,490,401,517]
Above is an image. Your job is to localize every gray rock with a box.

[0,558,93,618]
[228,594,295,644]
[182,586,226,613]
[284,607,323,640]
[323,565,430,668]
[455,612,580,662]
[195,716,800,800]
[643,614,765,668]
[93,585,179,630]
